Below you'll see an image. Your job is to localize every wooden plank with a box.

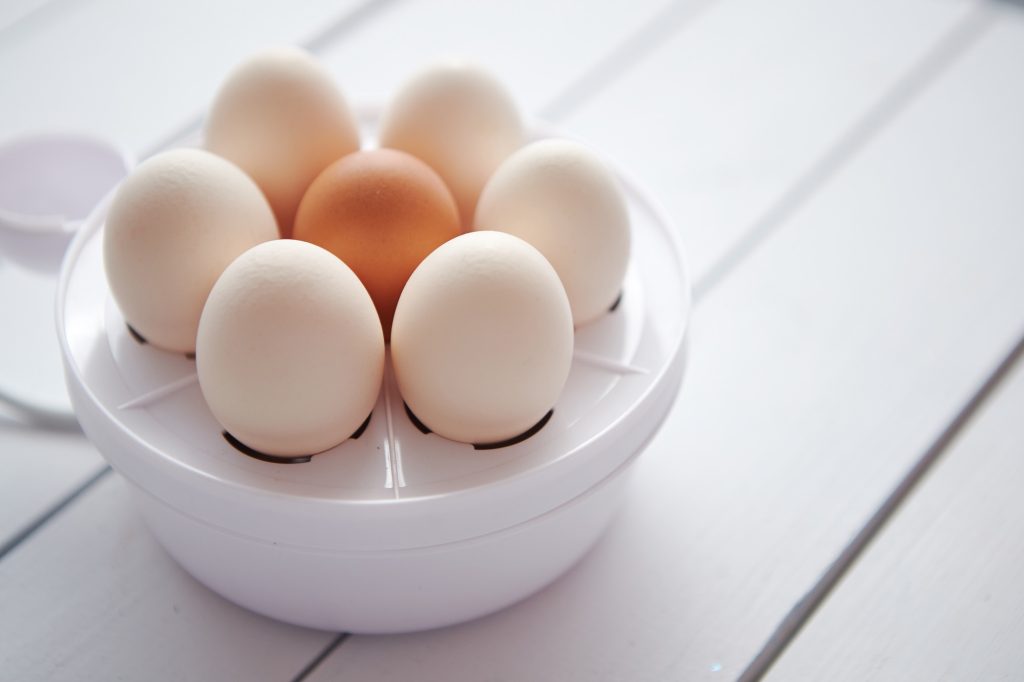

[766,353,1024,680]
[0,474,335,681]
[307,4,1024,680]
[316,0,675,112]
[0,427,105,551]
[0,0,371,153]
[561,0,977,282]
[0,0,63,34]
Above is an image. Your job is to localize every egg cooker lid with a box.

[57,130,690,553]
[0,132,132,418]
[0,132,133,270]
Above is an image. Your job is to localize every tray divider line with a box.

[738,326,1024,682]
[383,355,401,498]
[117,373,198,410]
[573,349,648,375]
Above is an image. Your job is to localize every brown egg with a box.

[294,149,461,339]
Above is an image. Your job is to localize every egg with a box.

[196,239,384,458]
[104,148,277,353]
[378,61,522,226]
[293,149,460,340]
[204,46,360,237]
[474,139,631,326]
[391,231,573,445]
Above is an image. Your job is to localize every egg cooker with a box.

[53,112,691,633]
[0,133,132,420]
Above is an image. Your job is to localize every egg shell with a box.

[474,139,631,327]
[391,231,573,445]
[293,149,460,340]
[196,239,384,458]
[103,148,277,353]
[204,46,360,237]
[378,61,522,226]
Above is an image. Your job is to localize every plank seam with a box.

[290,633,351,682]
[0,0,78,37]
[739,326,1024,682]
[538,0,721,123]
[693,2,998,304]
[0,464,111,561]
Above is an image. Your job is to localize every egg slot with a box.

[403,401,431,434]
[220,411,373,465]
[128,322,195,358]
[126,323,148,345]
[223,430,313,464]
[609,291,623,313]
[103,291,394,495]
[472,409,554,451]
[400,400,554,450]
[107,297,198,402]
[349,412,373,439]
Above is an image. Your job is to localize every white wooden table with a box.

[3,1,1023,679]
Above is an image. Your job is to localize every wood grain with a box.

[766,351,1024,680]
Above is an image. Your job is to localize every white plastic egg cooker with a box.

[56,116,691,633]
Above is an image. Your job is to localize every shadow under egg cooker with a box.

[56,115,691,634]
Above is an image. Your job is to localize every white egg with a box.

[474,139,631,326]
[196,240,384,458]
[391,231,573,445]
[204,46,360,237]
[104,148,277,353]
[378,61,522,226]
